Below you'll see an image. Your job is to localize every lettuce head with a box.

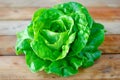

[15,2,105,77]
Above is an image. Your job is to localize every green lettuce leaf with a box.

[24,50,51,72]
[15,23,33,55]
[79,22,105,68]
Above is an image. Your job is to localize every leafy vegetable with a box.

[15,2,105,77]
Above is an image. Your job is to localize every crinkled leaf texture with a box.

[15,2,105,77]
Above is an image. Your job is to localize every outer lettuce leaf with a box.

[15,2,105,77]
[15,23,33,55]
[32,8,47,22]
[45,59,78,77]
[79,22,105,68]
[24,50,51,72]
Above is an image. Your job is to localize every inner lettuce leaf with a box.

[15,2,105,77]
